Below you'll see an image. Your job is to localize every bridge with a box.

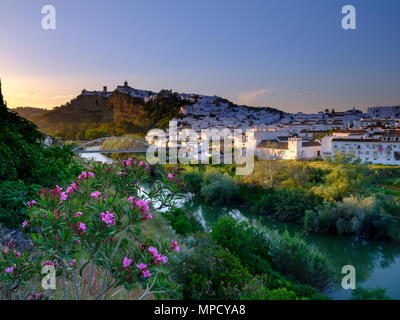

[71,137,150,154]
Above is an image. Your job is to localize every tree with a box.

[312,152,371,201]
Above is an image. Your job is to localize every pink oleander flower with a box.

[60,192,68,201]
[5,266,14,274]
[142,269,151,278]
[100,211,116,225]
[16,252,21,257]
[138,161,144,166]
[3,248,9,254]
[90,191,101,199]
[168,173,174,180]
[142,213,152,220]
[66,183,78,194]
[154,253,168,264]
[70,259,76,267]
[27,200,37,207]
[129,197,151,218]
[78,171,95,180]
[75,212,83,218]
[123,256,132,268]
[171,240,180,252]
[55,185,63,193]
[148,246,158,255]
[136,263,147,270]
[78,221,87,232]
[22,220,28,228]
[41,260,57,267]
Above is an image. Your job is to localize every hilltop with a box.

[15,81,283,140]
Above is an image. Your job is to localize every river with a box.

[80,152,400,300]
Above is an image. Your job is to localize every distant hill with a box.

[14,82,283,140]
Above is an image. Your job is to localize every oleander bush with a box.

[0,159,182,300]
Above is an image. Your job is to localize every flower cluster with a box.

[100,211,116,225]
[36,185,68,204]
[66,182,78,194]
[41,260,59,267]
[6,157,181,300]
[136,262,151,278]
[148,246,168,265]
[90,191,101,199]
[27,293,42,300]
[128,197,152,220]
[111,158,150,174]
[171,241,180,252]
[77,171,95,181]
[26,200,37,207]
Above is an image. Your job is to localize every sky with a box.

[0,0,399,113]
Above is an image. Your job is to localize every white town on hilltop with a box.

[77,82,400,165]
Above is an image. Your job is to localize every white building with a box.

[256,137,321,160]
[330,133,400,165]
[368,106,400,119]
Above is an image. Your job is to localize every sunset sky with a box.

[1,0,400,113]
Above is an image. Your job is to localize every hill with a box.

[14,81,283,140]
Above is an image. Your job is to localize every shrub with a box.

[161,208,203,236]
[211,216,272,275]
[0,181,39,230]
[200,171,238,206]
[0,158,182,300]
[239,273,326,300]
[351,287,391,300]
[304,194,400,241]
[265,230,335,291]
[312,152,372,201]
[174,240,252,300]
[269,189,323,222]
[181,169,204,193]
[251,188,324,222]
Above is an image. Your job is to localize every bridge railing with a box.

[72,137,150,154]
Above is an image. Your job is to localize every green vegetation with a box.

[172,228,328,300]
[4,97,400,300]
[180,153,400,243]
[0,104,83,229]
[350,287,391,300]
[160,208,203,236]
[211,217,334,291]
